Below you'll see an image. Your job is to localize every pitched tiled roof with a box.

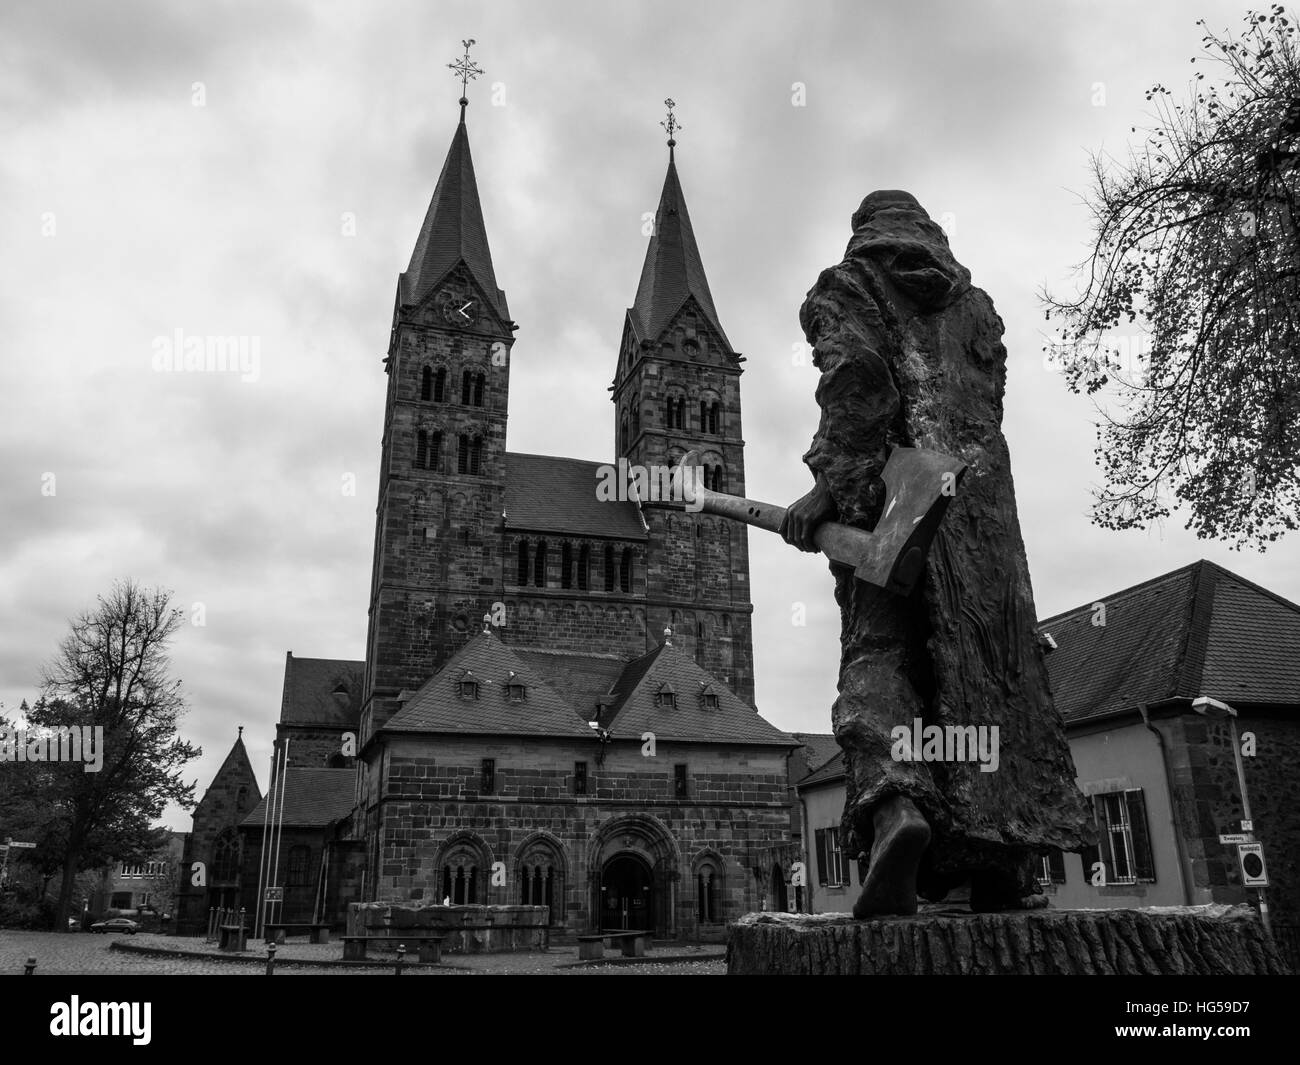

[631,156,731,349]
[401,117,509,319]
[600,642,796,747]
[383,631,595,738]
[511,648,629,719]
[791,732,841,772]
[241,768,355,828]
[1038,560,1300,725]
[504,453,647,540]
[280,655,365,728]
[797,750,846,789]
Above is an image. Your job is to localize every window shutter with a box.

[814,830,829,887]
[1048,848,1066,883]
[1125,789,1156,881]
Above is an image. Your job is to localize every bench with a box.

[341,933,444,964]
[576,930,652,960]
[217,924,247,952]
[264,922,331,945]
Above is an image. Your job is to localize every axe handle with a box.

[698,488,869,569]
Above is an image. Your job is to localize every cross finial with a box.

[661,98,680,158]
[448,38,484,119]
[237,725,243,738]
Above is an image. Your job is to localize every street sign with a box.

[7,841,35,849]
[264,887,283,902]
[1238,843,1269,887]
[1219,833,1249,844]
[1241,820,1253,832]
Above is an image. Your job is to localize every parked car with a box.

[90,917,139,935]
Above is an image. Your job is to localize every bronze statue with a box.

[777,190,1094,915]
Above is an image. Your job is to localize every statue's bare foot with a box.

[852,796,930,919]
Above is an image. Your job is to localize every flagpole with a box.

[269,737,291,930]
[254,743,276,939]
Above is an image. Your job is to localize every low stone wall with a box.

[726,904,1289,975]
[347,903,549,954]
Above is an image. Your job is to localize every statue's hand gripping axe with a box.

[679,447,967,597]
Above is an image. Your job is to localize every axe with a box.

[679,447,967,596]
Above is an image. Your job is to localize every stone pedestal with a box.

[727,905,1287,975]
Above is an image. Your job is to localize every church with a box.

[176,58,812,941]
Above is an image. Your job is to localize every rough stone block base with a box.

[727,904,1287,975]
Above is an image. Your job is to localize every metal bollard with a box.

[395,944,405,976]
[266,941,276,976]
[23,957,36,976]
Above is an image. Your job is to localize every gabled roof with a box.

[630,155,731,349]
[241,768,355,828]
[600,642,796,747]
[790,732,841,773]
[383,630,595,739]
[280,655,364,728]
[512,648,629,718]
[401,116,509,319]
[196,734,262,813]
[797,749,847,789]
[1038,560,1300,725]
[504,452,646,540]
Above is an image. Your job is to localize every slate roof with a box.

[241,768,355,828]
[1038,560,1300,725]
[279,655,365,728]
[383,631,595,738]
[504,452,646,540]
[797,750,847,789]
[512,647,629,719]
[631,156,731,349]
[791,732,841,773]
[600,642,796,747]
[400,116,509,319]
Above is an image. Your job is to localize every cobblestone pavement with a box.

[1,931,725,976]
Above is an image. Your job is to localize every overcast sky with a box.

[2,0,1295,830]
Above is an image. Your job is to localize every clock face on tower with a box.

[437,289,478,327]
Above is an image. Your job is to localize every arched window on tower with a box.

[705,464,725,492]
[700,400,708,432]
[577,544,590,591]
[604,544,615,592]
[666,395,684,429]
[416,430,428,469]
[429,431,442,471]
[434,367,447,402]
[535,541,548,588]
[461,370,472,405]
[708,401,721,434]
[631,395,641,438]
[470,436,482,475]
[561,542,572,589]
[473,373,485,407]
[517,540,529,585]
[620,547,633,593]
[619,412,629,455]
[421,366,433,401]
[458,435,469,474]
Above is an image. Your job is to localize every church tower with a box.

[361,45,516,744]
[611,102,755,703]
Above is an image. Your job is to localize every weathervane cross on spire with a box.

[448,38,484,117]
[661,98,681,157]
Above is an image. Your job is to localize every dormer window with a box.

[700,684,719,710]
[507,671,526,703]
[655,684,676,710]
[459,672,479,700]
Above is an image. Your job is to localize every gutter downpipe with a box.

[1137,701,1194,905]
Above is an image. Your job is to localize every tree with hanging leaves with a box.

[28,580,199,929]
[1044,5,1300,548]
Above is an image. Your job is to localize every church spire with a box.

[401,39,508,318]
[631,100,730,350]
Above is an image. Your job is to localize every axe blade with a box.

[852,447,967,596]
